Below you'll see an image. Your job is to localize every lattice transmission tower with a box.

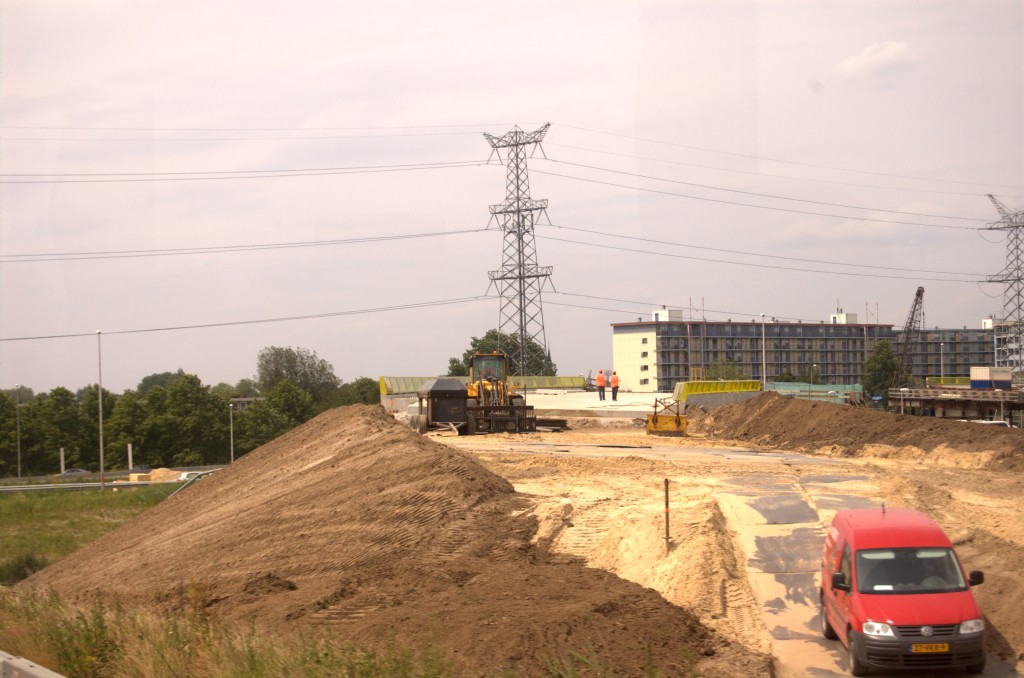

[986,194,1024,383]
[484,124,554,376]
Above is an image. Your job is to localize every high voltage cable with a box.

[557,123,1022,191]
[0,230,487,263]
[533,169,978,231]
[541,223,986,276]
[541,159,986,222]
[1,223,986,279]
[0,160,489,184]
[537,235,980,283]
[545,142,1014,200]
[1,123,532,132]
[2,132,484,142]
[0,296,493,343]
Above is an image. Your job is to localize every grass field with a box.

[0,484,178,585]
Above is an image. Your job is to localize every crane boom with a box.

[892,286,925,389]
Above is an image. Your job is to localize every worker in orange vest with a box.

[610,371,620,401]
[595,369,606,401]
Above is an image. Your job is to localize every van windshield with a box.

[856,547,966,594]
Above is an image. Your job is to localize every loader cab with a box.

[471,353,507,382]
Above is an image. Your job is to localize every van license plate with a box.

[909,643,949,653]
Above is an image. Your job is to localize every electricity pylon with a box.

[484,124,554,376]
[986,194,1024,383]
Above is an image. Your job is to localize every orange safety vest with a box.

[595,371,606,387]
[610,374,619,388]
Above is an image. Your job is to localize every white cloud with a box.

[835,40,916,81]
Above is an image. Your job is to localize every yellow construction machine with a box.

[646,397,687,436]
[411,351,537,435]
[463,352,536,434]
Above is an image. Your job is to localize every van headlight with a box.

[959,619,984,634]
[862,621,894,637]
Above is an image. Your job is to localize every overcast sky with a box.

[2,0,1022,394]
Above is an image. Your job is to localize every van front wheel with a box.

[820,594,837,640]
[848,633,869,676]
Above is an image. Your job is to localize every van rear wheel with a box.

[820,594,837,640]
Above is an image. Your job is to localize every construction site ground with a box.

[19,393,1024,677]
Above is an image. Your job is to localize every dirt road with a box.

[436,415,1024,677]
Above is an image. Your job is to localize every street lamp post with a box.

[940,342,944,382]
[14,384,21,479]
[97,330,105,490]
[759,313,767,390]
[229,402,235,463]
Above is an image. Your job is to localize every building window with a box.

[641,351,648,358]
[640,365,649,371]
[640,378,649,385]
[642,337,648,344]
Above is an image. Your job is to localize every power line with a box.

[0,296,493,342]
[0,160,490,184]
[545,142,1016,200]
[541,223,986,276]
[0,229,487,263]
[557,123,1022,191]
[0,122,532,132]
[541,158,987,222]
[532,169,979,230]
[537,234,980,282]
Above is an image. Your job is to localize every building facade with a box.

[612,309,995,393]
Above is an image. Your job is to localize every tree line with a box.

[0,347,379,477]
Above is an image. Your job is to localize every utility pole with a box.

[484,124,554,376]
[986,195,1024,384]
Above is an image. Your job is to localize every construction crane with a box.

[892,286,925,389]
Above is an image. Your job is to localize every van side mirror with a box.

[968,570,984,586]
[831,572,851,592]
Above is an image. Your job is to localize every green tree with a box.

[704,359,749,381]
[255,346,340,410]
[774,370,799,383]
[78,385,117,471]
[0,393,17,477]
[265,380,316,424]
[233,378,260,397]
[163,374,227,466]
[449,330,557,377]
[231,380,318,455]
[35,388,91,473]
[337,377,380,406]
[137,370,185,395]
[863,340,898,402]
[105,390,150,469]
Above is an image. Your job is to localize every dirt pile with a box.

[688,392,1024,466]
[21,404,768,676]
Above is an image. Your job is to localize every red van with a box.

[820,507,986,675]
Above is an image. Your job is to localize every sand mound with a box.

[688,392,1024,466]
[20,404,768,676]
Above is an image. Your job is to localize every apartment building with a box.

[611,309,994,393]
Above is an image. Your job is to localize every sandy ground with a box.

[19,394,1024,676]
